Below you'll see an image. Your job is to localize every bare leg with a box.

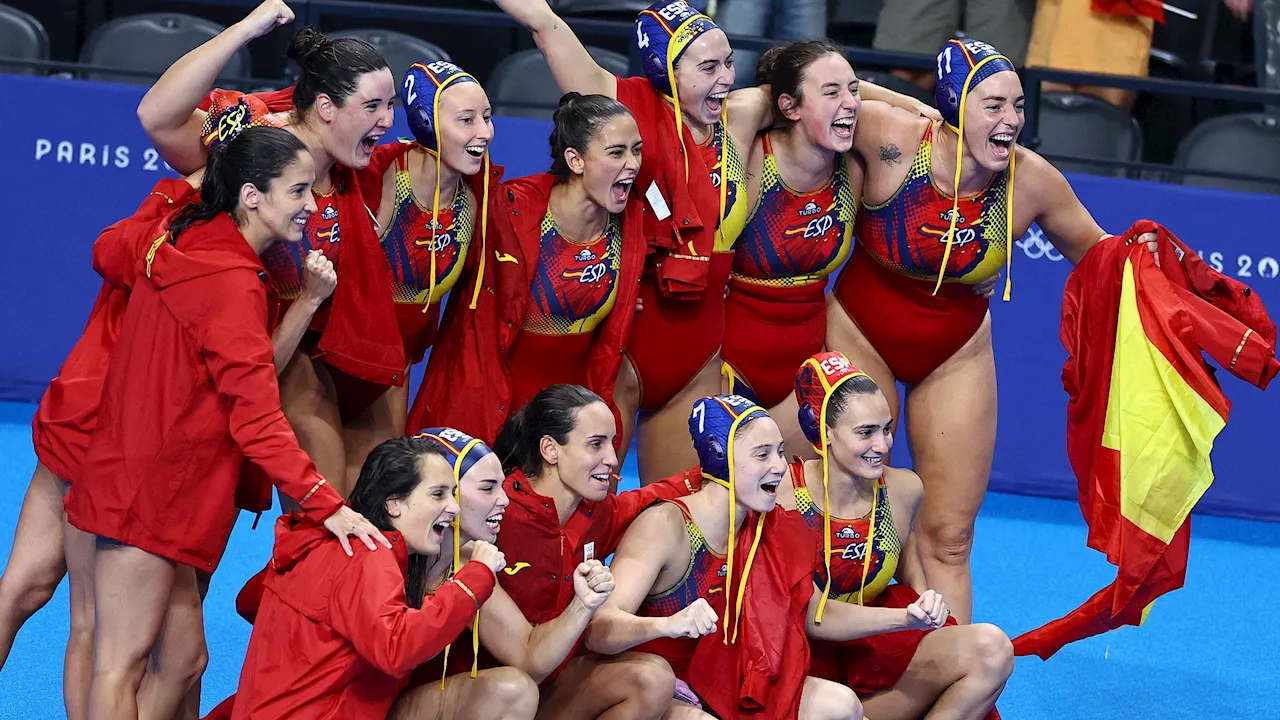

[0,463,68,669]
[278,352,347,504]
[136,565,207,720]
[536,652,675,720]
[662,701,716,719]
[613,355,642,490]
[904,315,997,624]
[388,666,539,720]
[859,624,1014,720]
[172,571,213,720]
[799,676,863,720]
[88,541,176,720]
[637,354,723,486]
[64,518,97,720]
[342,372,409,490]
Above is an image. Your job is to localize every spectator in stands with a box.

[1025,0,1154,110]
[713,0,827,46]
[873,0,1036,92]
[1220,0,1280,90]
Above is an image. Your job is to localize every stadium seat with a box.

[487,46,630,119]
[0,3,49,76]
[79,13,248,85]
[1170,112,1280,195]
[1033,93,1142,179]
[1150,0,1217,81]
[327,29,450,87]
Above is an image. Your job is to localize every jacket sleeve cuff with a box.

[298,477,346,523]
[451,562,498,609]
[740,669,772,709]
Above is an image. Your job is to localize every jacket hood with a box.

[144,212,265,290]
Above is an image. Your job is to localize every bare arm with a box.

[137,0,295,174]
[889,469,929,593]
[1022,149,1107,266]
[805,584,913,641]
[479,562,611,683]
[851,100,926,168]
[270,250,334,374]
[859,81,941,121]
[584,505,717,655]
[491,0,616,98]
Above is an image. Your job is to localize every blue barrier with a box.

[3,73,1278,521]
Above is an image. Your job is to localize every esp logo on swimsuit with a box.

[578,262,609,284]
[803,214,834,240]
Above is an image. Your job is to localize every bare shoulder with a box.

[884,467,923,510]
[618,502,686,554]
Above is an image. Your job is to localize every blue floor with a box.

[0,400,1275,718]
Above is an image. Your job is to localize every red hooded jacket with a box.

[32,178,197,483]
[231,514,495,719]
[408,172,646,445]
[64,213,345,570]
[615,76,721,299]
[685,507,816,720]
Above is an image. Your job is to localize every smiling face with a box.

[436,82,494,176]
[781,52,861,154]
[385,452,460,555]
[243,150,317,246]
[455,453,509,544]
[320,67,396,169]
[730,416,788,513]
[671,29,735,127]
[961,70,1024,172]
[826,390,894,482]
[540,401,618,502]
[563,113,643,214]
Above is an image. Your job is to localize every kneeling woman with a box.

[233,434,510,718]
[783,351,1013,720]
[63,127,382,718]
[412,93,645,447]
[586,395,947,719]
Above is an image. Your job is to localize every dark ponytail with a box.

[287,26,390,114]
[168,125,307,243]
[756,38,844,116]
[548,92,633,180]
[493,384,605,476]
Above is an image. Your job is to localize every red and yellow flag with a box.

[1091,0,1166,22]
[1014,221,1278,659]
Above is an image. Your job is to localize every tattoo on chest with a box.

[878,144,903,166]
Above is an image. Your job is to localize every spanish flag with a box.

[1013,220,1278,659]
[1091,0,1166,22]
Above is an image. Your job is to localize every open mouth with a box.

[430,520,450,539]
[706,90,728,113]
[484,512,503,533]
[760,480,779,496]
[359,132,383,155]
[989,133,1014,157]
[610,178,634,204]
[464,143,486,159]
[291,213,310,228]
[589,472,611,488]
[861,453,884,468]
[831,117,855,139]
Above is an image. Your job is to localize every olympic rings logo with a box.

[1016,227,1064,262]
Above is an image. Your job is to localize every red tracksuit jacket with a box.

[230,515,496,719]
[32,178,197,483]
[64,212,344,570]
[408,172,646,444]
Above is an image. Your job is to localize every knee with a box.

[484,666,539,718]
[920,521,976,566]
[621,654,677,712]
[816,684,863,720]
[0,569,60,620]
[964,623,1015,684]
[154,637,209,689]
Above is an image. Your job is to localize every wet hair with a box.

[548,92,633,180]
[167,125,306,243]
[493,384,605,476]
[755,39,845,117]
[824,374,883,428]
[349,436,451,608]
[287,27,390,115]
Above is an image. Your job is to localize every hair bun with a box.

[558,91,583,107]
[287,27,328,68]
[755,45,785,85]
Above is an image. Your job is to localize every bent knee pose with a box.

[827,38,1157,622]
[63,128,382,720]
[780,351,1013,720]
[138,7,400,497]
[413,95,645,452]
[721,40,862,461]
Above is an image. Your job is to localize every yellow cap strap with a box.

[469,152,491,310]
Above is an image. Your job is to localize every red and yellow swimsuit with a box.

[833,122,1010,384]
[723,133,856,407]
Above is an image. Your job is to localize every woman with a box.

[63,126,384,719]
[781,351,1012,720]
[487,384,699,718]
[139,4,402,496]
[587,394,949,718]
[231,434,513,719]
[490,0,934,483]
[720,40,862,458]
[411,93,645,449]
[829,37,1158,622]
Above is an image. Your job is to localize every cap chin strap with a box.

[440,436,484,690]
